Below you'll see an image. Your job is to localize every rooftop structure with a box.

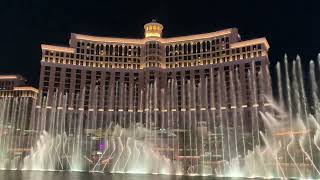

[0,75,26,90]
[0,74,38,99]
[0,75,38,131]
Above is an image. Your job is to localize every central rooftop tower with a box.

[144,19,164,38]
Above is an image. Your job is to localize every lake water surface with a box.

[0,171,242,180]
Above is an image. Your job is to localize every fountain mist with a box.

[0,55,320,178]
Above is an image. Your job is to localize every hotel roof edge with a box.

[41,44,75,53]
[0,75,26,80]
[42,29,269,50]
[230,37,270,50]
[163,28,237,43]
[13,86,39,93]
[70,28,237,44]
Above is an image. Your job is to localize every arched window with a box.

[115,45,118,56]
[207,41,211,51]
[96,44,100,55]
[211,40,215,51]
[124,46,128,56]
[188,43,191,54]
[197,42,201,53]
[110,46,113,55]
[106,45,109,54]
[183,44,187,54]
[133,46,137,56]
[138,47,141,56]
[119,46,123,56]
[202,41,206,52]
[166,46,169,56]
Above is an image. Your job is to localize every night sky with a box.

[0,0,319,87]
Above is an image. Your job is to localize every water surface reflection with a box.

[0,171,236,180]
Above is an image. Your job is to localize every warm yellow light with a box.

[41,44,75,53]
[13,87,39,93]
[144,20,163,38]
[145,32,161,38]
[0,75,19,80]
[273,129,310,136]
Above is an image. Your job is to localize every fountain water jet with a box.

[1,54,320,178]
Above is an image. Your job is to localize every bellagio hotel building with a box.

[39,20,271,128]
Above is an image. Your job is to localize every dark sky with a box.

[0,0,319,87]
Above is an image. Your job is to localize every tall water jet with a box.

[2,54,320,178]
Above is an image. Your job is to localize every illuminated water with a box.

[0,171,234,180]
[0,54,320,178]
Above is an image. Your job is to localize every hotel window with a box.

[43,82,49,87]
[119,46,123,56]
[253,45,257,50]
[165,46,170,56]
[187,44,191,54]
[192,44,196,53]
[124,46,128,56]
[115,46,119,56]
[206,41,210,51]
[211,40,215,46]
[110,46,113,55]
[196,42,201,53]
[202,42,206,52]
[258,44,262,49]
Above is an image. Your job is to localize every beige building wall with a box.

[39,21,272,126]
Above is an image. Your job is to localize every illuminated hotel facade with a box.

[0,75,38,131]
[39,20,271,130]
[0,75,38,100]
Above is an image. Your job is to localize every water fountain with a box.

[1,54,320,178]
